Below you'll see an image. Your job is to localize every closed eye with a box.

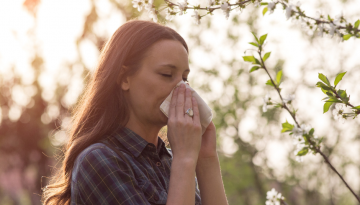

[161,74,188,82]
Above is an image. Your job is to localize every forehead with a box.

[141,39,190,72]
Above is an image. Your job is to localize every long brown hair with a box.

[42,20,188,205]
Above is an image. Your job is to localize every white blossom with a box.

[292,130,304,147]
[208,0,214,7]
[254,0,261,8]
[266,188,285,205]
[177,0,187,15]
[132,0,145,12]
[340,115,346,124]
[166,9,174,21]
[291,124,310,147]
[285,3,294,20]
[262,94,271,112]
[329,23,339,37]
[334,11,343,24]
[332,103,344,121]
[292,133,304,146]
[291,124,312,162]
[315,10,323,20]
[144,0,153,11]
[191,10,201,25]
[283,94,295,103]
[148,8,158,22]
[294,141,306,156]
[268,2,276,14]
[332,103,347,124]
[266,188,278,200]
[300,124,311,135]
[317,23,324,37]
[292,124,303,137]
[220,2,230,19]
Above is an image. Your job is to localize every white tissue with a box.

[160,81,213,134]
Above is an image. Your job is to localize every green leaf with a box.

[337,89,348,102]
[318,73,331,86]
[316,82,331,90]
[334,72,346,86]
[343,34,352,40]
[327,15,332,21]
[251,32,259,43]
[325,97,342,103]
[276,70,282,84]
[337,89,346,98]
[265,79,275,87]
[304,136,309,145]
[262,7,268,16]
[254,58,262,65]
[320,87,329,95]
[323,102,333,113]
[259,34,268,45]
[249,42,259,47]
[281,121,294,133]
[263,52,271,61]
[243,56,256,63]
[322,97,330,101]
[309,128,315,136]
[351,105,360,110]
[260,2,268,5]
[318,137,324,144]
[355,20,360,29]
[250,66,260,73]
[297,147,309,156]
[325,91,334,97]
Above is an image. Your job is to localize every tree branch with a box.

[258,48,360,203]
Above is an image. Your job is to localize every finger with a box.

[192,96,200,126]
[176,83,186,118]
[184,87,193,121]
[169,86,179,118]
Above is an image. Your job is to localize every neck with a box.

[125,116,163,148]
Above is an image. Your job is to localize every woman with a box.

[42,20,228,205]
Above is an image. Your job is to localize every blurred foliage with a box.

[0,0,359,204]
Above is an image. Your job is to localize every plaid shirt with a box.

[70,126,202,205]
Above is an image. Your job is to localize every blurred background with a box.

[0,0,360,204]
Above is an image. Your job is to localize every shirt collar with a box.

[113,126,172,158]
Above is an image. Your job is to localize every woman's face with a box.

[121,39,190,127]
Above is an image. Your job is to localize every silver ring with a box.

[185,108,194,117]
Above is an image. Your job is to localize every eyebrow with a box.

[160,64,190,72]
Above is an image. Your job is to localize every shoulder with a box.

[72,142,133,180]
[71,143,150,205]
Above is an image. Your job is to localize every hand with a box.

[167,83,203,162]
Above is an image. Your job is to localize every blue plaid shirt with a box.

[70,126,201,205]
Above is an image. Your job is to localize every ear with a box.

[117,66,130,91]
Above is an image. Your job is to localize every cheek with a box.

[130,72,174,110]
[133,81,164,107]
[145,85,173,110]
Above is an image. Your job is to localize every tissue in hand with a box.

[160,80,213,134]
